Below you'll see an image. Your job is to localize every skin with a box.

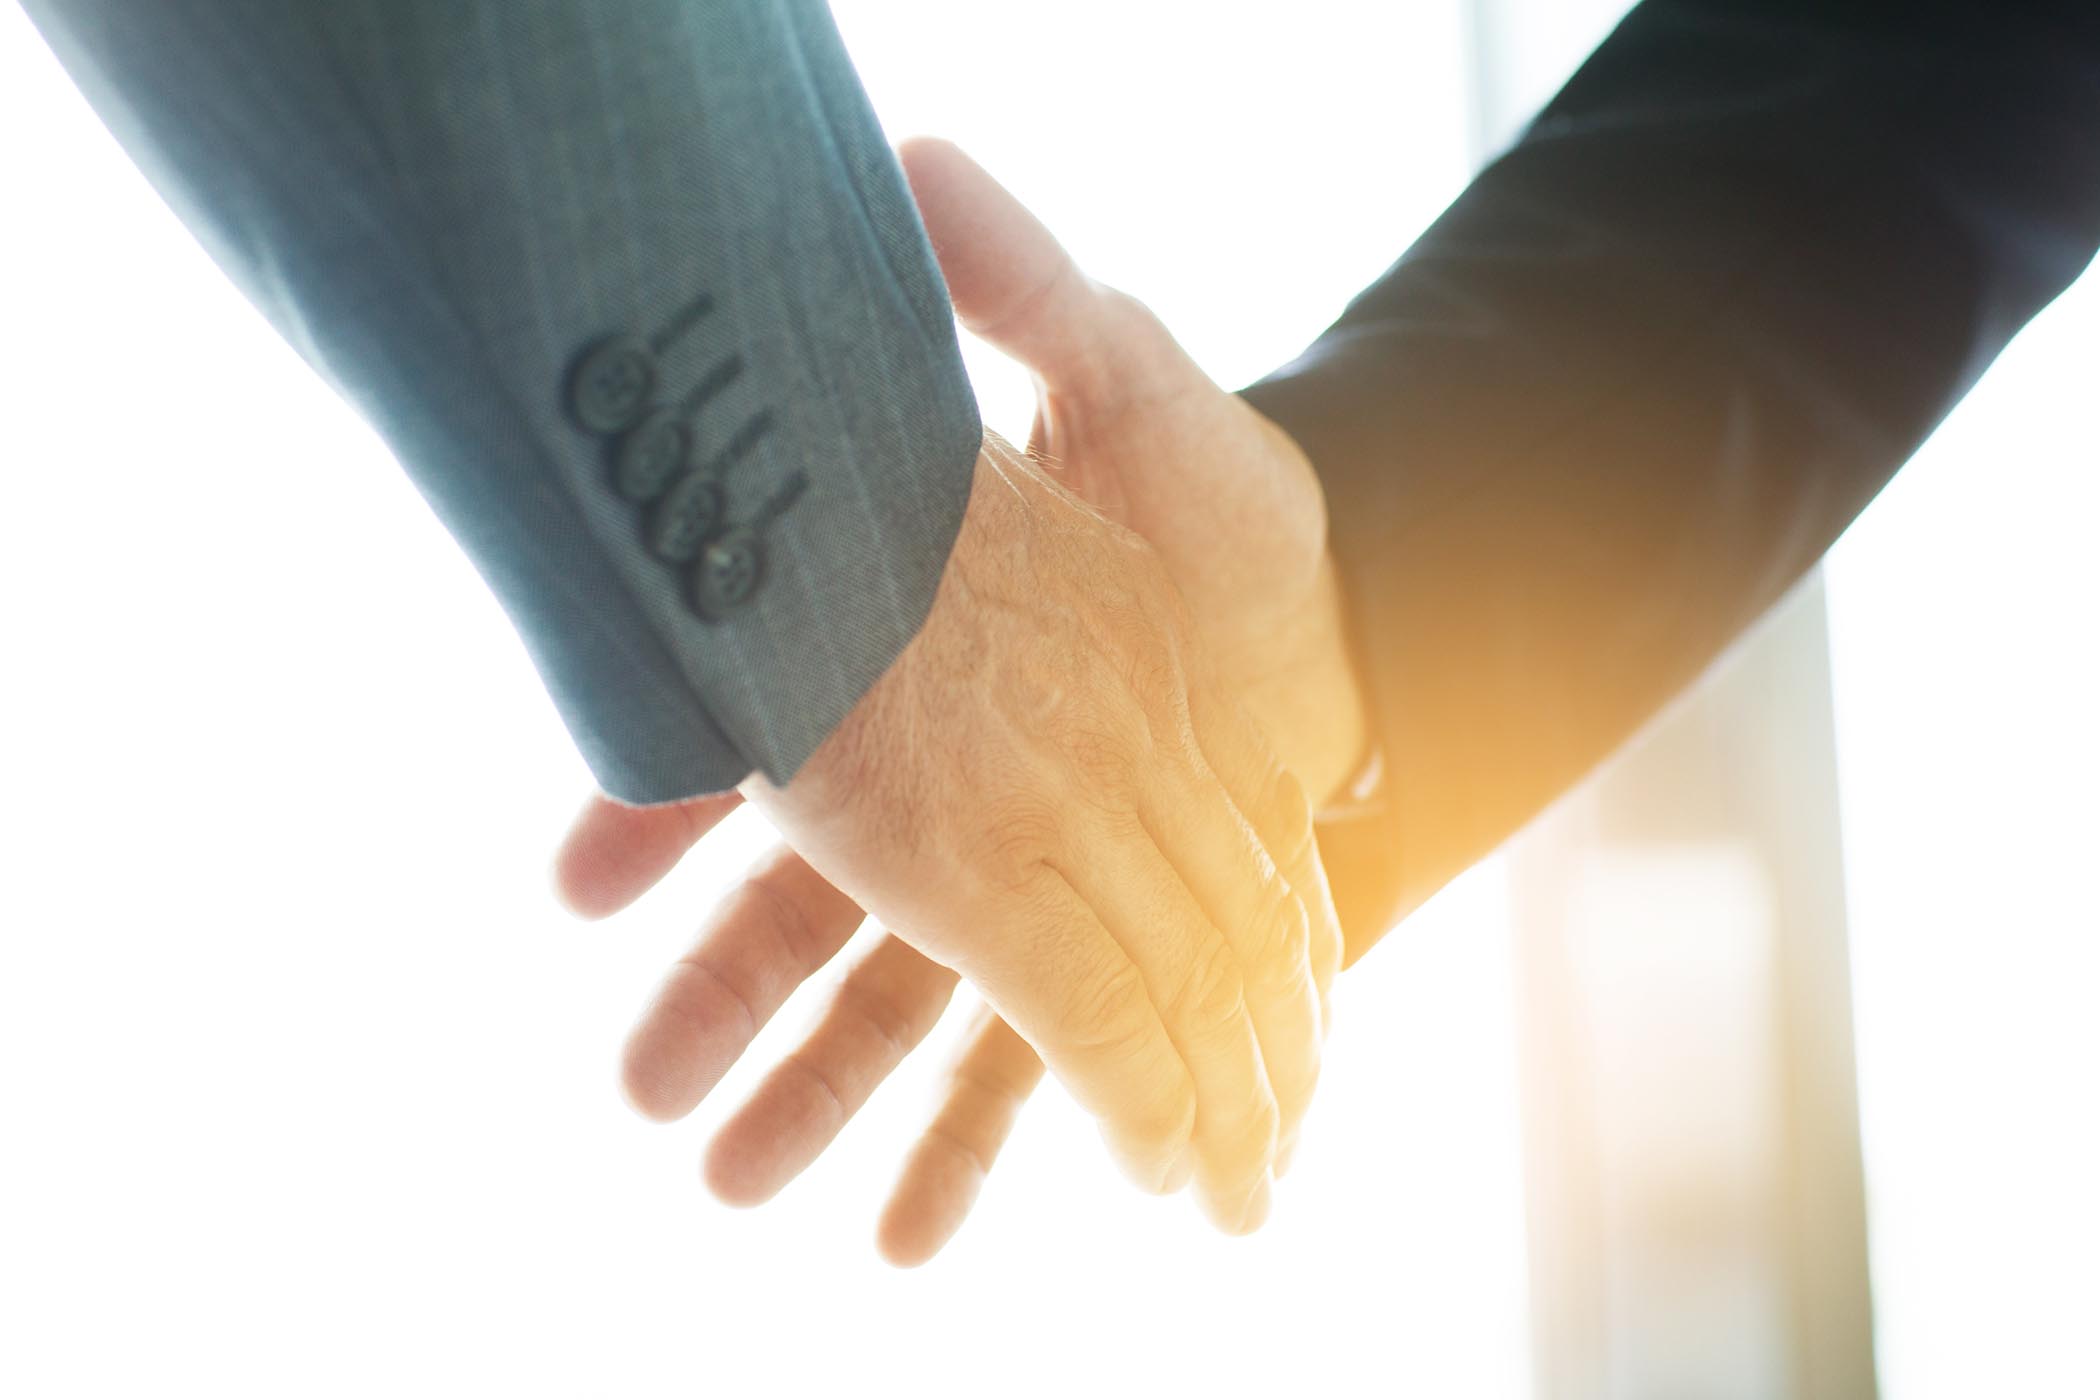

[554,141,1369,1262]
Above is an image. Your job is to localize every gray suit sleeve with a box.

[22,0,983,802]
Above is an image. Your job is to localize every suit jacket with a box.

[27,1,2100,964]
[21,0,982,804]
[1250,0,2100,961]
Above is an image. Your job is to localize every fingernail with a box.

[1274,1131,1299,1179]
[1159,1144,1194,1194]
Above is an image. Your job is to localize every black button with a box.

[690,528,763,620]
[611,410,689,501]
[646,472,724,563]
[567,336,656,434]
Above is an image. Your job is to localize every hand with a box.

[560,794,1047,1264]
[590,435,1341,1235]
[901,139,1368,803]
[747,439,1339,1233]
[558,141,1367,1260]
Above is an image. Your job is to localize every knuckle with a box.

[1060,962,1198,1157]
[1259,764,1316,856]
[950,1056,1021,1110]
[740,863,830,969]
[969,795,1064,892]
[1203,1107,1280,1195]
[921,1119,995,1179]
[1170,941,1250,1042]
[1048,711,1143,792]
[1061,958,1156,1056]
[780,1050,849,1119]
[832,976,920,1059]
[1246,885,1312,985]
[934,1116,1014,1191]
[665,955,759,1043]
[1126,1076,1199,1163]
[1119,643,1186,720]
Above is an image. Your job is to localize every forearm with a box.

[22,0,980,802]
[1246,0,2100,948]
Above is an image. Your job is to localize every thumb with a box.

[897,137,1135,399]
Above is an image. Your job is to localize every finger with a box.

[896,136,1133,401]
[1140,739,1324,1175]
[1060,826,1281,1234]
[969,866,1197,1198]
[1188,683,1345,1031]
[552,790,743,919]
[877,1006,1045,1268]
[1185,682,1345,1174]
[621,845,864,1122]
[704,934,959,1207]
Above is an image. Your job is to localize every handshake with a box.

[554,141,1371,1264]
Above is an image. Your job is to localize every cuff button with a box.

[567,336,657,434]
[689,529,763,620]
[612,410,690,501]
[646,471,726,563]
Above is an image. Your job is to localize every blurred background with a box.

[0,1,2092,1395]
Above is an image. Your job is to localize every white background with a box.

[1,1,2093,1396]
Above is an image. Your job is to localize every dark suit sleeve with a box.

[21,0,982,804]
[1243,0,2100,961]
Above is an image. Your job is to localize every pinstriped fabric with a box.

[22,0,982,801]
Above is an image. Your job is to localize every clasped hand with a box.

[555,141,1366,1261]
